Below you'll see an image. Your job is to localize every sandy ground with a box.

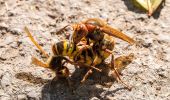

[0,0,170,100]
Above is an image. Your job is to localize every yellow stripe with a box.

[63,41,67,55]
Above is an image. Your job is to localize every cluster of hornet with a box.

[24,18,135,90]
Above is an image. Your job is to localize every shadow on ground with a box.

[41,64,118,100]
[122,0,165,19]
[16,64,128,100]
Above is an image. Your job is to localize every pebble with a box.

[27,91,39,99]
[0,92,11,100]
[0,96,11,100]
[1,72,12,89]
[4,35,15,45]
[10,42,18,49]
[24,86,35,92]
[91,97,100,100]
[17,94,27,100]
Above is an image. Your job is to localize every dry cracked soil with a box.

[0,0,170,100]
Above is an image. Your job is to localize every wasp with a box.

[56,18,135,89]
[24,26,134,90]
[57,18,135,46]
[56,18,135,64]
[73,34,134,90]
[24,27,101,79]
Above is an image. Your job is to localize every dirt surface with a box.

[0,0,170,100]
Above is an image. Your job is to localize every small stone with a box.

[1,72,12,89]
[8,12,14,16]
[0,93,11,100]
[0,96,11,100]
[4,35,14,45]
[17,94,27,100]
[24,86,35,92]
[91,97,100,100]
[156,87,161,91]
[10,42,18,49]
[27,91,39,99]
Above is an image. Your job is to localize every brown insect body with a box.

[69,18,135,46]
[25,18,135,90]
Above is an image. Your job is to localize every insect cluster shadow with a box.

[16,63,126,100]
[41,63,118,100]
